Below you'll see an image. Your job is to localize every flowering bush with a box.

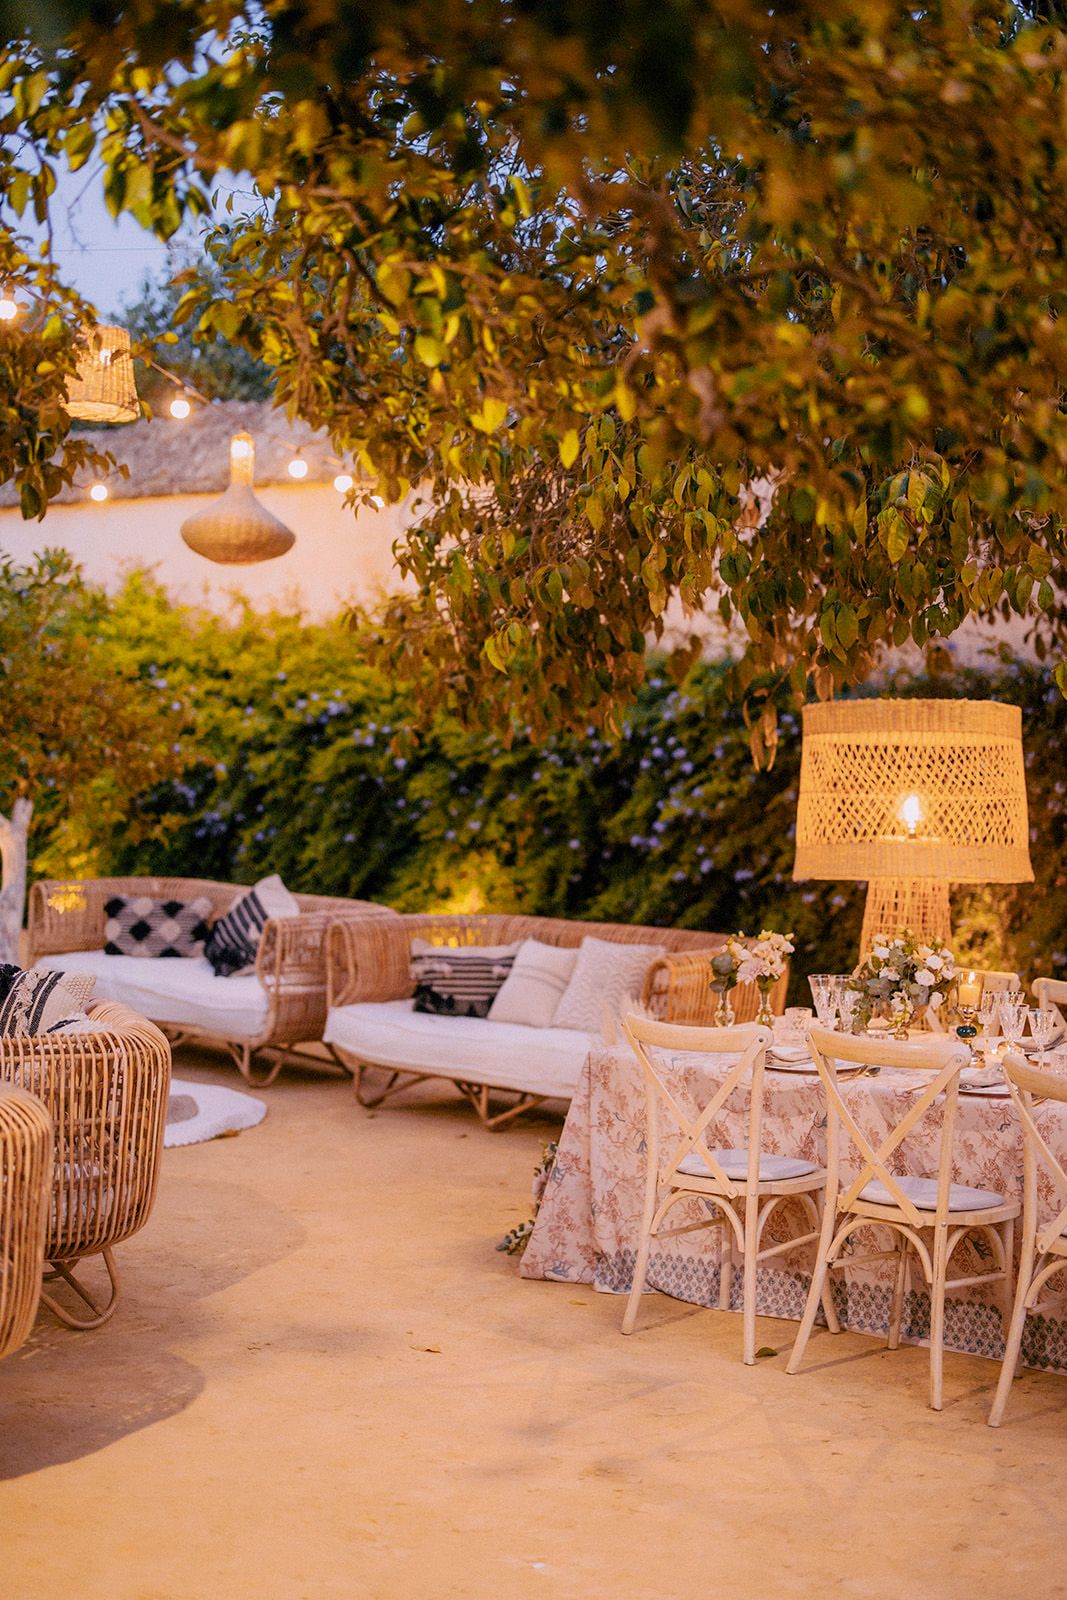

[849,933,957,1028]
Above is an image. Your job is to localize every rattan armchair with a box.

[0,1083,51,1359]
[0,1001,171,1329]
[325,912,773,1125]
[28,875,390,1086]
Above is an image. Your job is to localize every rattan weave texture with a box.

[794,698,1032,884]
[0,1082,50,1359]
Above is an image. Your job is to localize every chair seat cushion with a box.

[676,1148,818,1182]
[858,1175,1005,1212]
[35,951,269,1041]
[323,999,593,1100]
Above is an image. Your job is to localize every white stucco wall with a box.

[0,482,415,618]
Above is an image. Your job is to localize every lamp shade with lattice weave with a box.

[793,698,1033,886]
[63,324,140,424]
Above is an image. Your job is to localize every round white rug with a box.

[164,1077,268,1148]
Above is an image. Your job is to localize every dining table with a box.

[520,1038,1067,1373]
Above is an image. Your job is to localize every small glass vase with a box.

[755,978,776,1029]
[712,988,735,1027]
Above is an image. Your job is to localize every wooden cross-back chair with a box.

[1031,976,1067,1045]
[989,1053,1067,1427]
[620,1016,837,1366]
[787,1028,1019,1410]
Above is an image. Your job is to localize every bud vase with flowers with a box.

[709,931,795,1027]
[847,932,956,1038]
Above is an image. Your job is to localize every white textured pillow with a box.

[487,939,580,1027]
[552,936,666,1033]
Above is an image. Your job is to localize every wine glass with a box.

[836,986,861,1035]
[808,974,838,1029]
[998,1000,1029,1052]
[1028,1006,1060,1068]
[977,993,1000,1039]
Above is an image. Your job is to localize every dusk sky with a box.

[48,161,250,313]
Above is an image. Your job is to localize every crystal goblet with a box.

[1028,1007,1060,1068]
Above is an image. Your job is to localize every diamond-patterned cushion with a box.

[104,895,213,959]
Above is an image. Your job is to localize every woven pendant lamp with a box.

[793,698,1033,954]
[63,324,140,424]
[180,432,295,565]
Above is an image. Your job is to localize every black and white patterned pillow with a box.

[105,895,213,959]
[204,875,300,977]
[0,964,95,1036]
[410,941,519,1020]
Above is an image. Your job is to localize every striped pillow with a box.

[0,964,96,1036]
[411,940,520,1020]
[204,874,300,977]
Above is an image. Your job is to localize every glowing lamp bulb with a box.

[0,296,17,322]
[900,794,923,837]
[288,456,309,480]
[89,483,109,502]
[169,395,191,419]
[333,473,354,493]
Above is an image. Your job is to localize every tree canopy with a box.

[1,2,1065,752]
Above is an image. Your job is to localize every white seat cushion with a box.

[676,1148,818,1182]
[858,1175,1005,1212]
[36,951,269,1041]
[323,999,592,1100]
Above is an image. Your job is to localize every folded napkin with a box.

[768,1045,812,1065]
[960,1061,1005,1090]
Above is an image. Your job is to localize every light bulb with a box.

[369,495,385,509]
[169,395,191,419]
[333,473,354,493]
[900,793,923,836]
[89,483,109,502]
[0,296,17,322]
[288,456,309,480]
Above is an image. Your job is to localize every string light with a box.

[169,395,191,419]
[89,483,109,502]
[0,294,17,322]
[287,455,309,480]
[333,472,354,493]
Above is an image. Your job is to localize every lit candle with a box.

[957,971,981,1009]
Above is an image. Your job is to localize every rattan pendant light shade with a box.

[63,324,140,424]
[793,698,1033,952]
[180,432,295,565]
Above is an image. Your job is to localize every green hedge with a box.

[80,576,1064,1003]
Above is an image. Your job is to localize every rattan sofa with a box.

[325,912,787,1129]
[28,875,390,1086]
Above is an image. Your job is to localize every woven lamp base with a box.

[860,878,952,956]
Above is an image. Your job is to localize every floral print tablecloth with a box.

[521,1044,1067,1372]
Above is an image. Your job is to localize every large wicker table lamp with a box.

[793,698,1032,954]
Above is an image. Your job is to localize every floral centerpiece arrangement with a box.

[848,932,957,1037]
[710,930,795,1027]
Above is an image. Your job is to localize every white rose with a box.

[915,968,935,986]
[928,991,944,1009]
[873,944,890,960]
[926,954,943,971]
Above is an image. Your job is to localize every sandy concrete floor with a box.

[2,1048,1066,1600]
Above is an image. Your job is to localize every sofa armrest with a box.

[326,914,412,1009]
[641,953,789,1025]
[27,880,108,961]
